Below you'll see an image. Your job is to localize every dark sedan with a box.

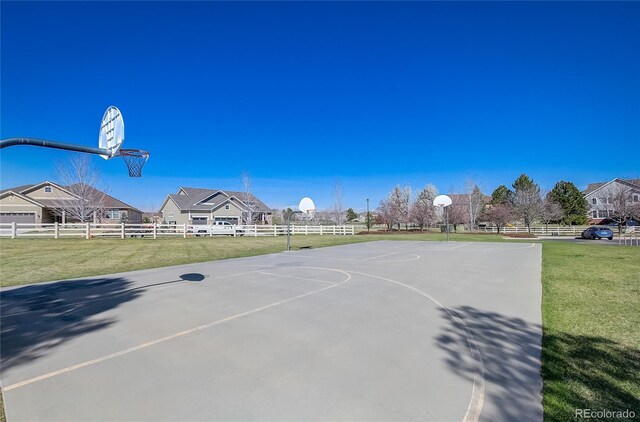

[581,226,614,240]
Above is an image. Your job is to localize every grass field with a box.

[1,235,638,421]
[541,242,640,421]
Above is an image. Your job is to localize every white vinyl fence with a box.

[0,223,355,239]
[478,226,593,236]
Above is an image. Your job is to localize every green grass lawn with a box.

[541,242,640,421]
[0,235,638,421]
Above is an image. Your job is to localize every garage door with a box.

[192,217,208,225]
[0,212,36,224]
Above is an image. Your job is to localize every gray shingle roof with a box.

[583,179,640,195]
[168,187,271,212]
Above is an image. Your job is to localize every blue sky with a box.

[1,1,639,212]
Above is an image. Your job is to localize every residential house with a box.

[0,181,142,224]
[159,187,272,225]
[583,178,640,224]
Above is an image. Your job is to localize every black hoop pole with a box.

[0,138,112,157]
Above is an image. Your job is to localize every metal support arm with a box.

[0,137,111,156]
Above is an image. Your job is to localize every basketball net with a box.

[117,149,149,177]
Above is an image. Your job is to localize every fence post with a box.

[54,222,59,239]
[273,225,277,236]
[120,223,125,239]
[153,223,157,239]
[11,222,16,239]
[320,225,323,235]
[183,224,187,238]
[86,222,91,240]
[254,224,258,237]
[305,225,308,235]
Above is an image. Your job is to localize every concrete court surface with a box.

[1,240,543,422]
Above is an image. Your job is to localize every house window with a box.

[225,205,230,210]
[592,211,597,218]
[592,198,597,205]
[167,212,174,218]
[634,194,639,203]
[105,209,121,219]
[44,186,52,193]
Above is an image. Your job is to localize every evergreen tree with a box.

[512,174,536,192]
[346,208,358,221]
[549,180,589,225]
[491,185,513,205]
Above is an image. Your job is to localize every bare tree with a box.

[50,154,107,223]
[447,195,468,232]
[465,178,485,232]
[484,203,514,234]
[513,185,542,233]
[539,194,564,232]
[411,184,438,230]
[330,179,346,225]
[386,185,411,230]
[377,198,397,230]
[240,171,257,225]
[606,184,640,234]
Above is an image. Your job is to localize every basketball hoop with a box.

[117,149,149,177]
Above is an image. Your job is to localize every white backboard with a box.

[433,194,452,207]
[98,106,124,159]
[298,197,315,214]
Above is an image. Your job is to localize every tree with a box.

[539,194,564,232]
[548,181,588,225]
[483,203,514,234]
[605,184,640,234]
[346,208,358,222]
[377,199,397,230]
[512,173,536,192]
[240,171,257,225]
[511,174,542,233]
[330,180,346,225]
[50,154,107,223]
[491,185,513,205]
[411,184,438,230]
[447,195,468,232]
[465,178,485,231]
[388,185,411,230]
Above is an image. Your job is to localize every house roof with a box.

[0,184,35,195]
[583,178,640,196]
[448,193,492,205]
[165,187,271,212]
[0,181,141,212]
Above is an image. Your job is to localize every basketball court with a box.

[1,240,543,421]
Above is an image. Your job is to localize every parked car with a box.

[580,226,613,240]
[189,221,245,237]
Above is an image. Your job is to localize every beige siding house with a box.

[0,181,142,224]
[159,187,272,225]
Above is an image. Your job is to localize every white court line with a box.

[257,271,338,286]
[3,268,352,392]
[448,242,472,250]
[349,270,485,422]
[362,252,399,261]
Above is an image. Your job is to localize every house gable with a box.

[0,191,45,208]
[20,181,78,200]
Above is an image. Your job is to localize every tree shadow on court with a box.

[1,273,205,373]
[436,306,640,422]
